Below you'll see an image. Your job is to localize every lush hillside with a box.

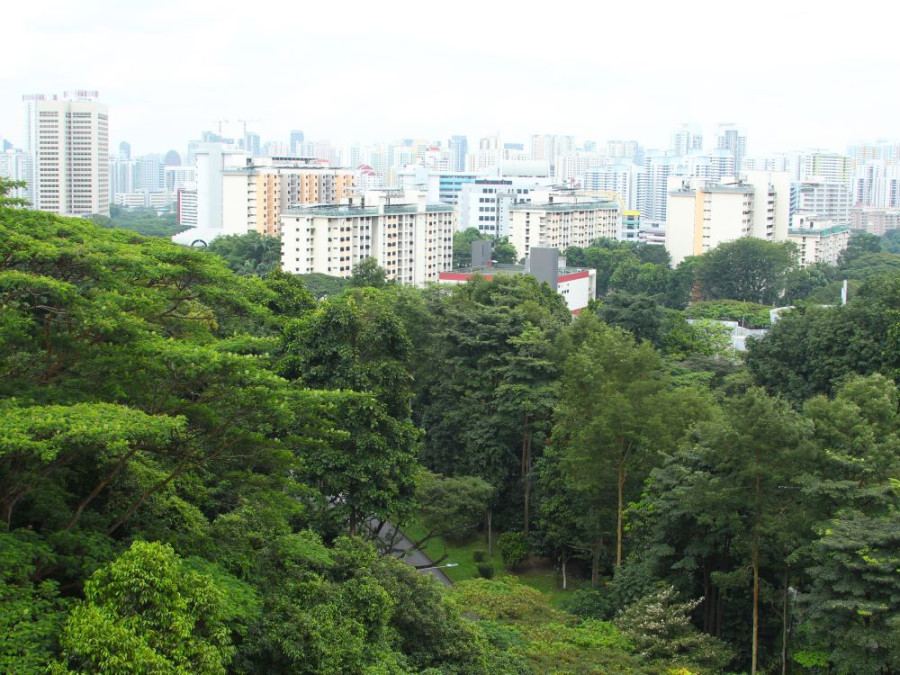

[3,206,899,674]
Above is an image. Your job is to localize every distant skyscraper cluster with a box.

[3,92,899,284]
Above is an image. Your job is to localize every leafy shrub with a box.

[564,587,615,620]
[614,586,734,672]
[477,563,495,579]
[498,532,529,569]
[685,299,772,328]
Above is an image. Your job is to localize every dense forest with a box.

[1,192,898,673]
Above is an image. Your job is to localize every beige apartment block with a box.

[223,162,355,236]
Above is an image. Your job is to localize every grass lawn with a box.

[399,520,576,607]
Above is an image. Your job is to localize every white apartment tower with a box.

[280,190,454,286]
[716,124,747,178]
[508,192,620,260]
[24,91,109,217]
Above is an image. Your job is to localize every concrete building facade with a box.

[665,173,790,265]
[280,190,454,285]
[508,191,620,259]
[24,91,109,217]
[788,215,851,267]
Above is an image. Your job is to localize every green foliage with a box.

[349,256,390,288]
[838,231,882,267]
[449,577,663,674]
[614,586,735,673]
[549,320,716,578]
[598,291,666,345]
[881,228,900,254]
[0,177,29,207]
[695,237,797,304]
[416,470,494,544]
[498,531,530,569]
[204,231,282,278]
[477,563,495,579]
[782,262,836,304]
[684,299,772,328]
[91,206,187,238]
[55,540,234,673]
[566,239,679,307]
[419,274,570,530]
[452,228,518,267]
[795,509,900,674]
[296,272,351,299]
[0,530,72,671]
[746,276,900,403]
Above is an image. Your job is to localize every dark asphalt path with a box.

[366,517,454,586]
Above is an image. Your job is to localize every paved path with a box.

[366,517,453,586]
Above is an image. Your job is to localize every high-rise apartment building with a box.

[671,123,703,157]
[791,178,853,224]
[24,91,109,217]
[508,191,620,259]
[665,171,791,265]
[290,130,305,155]
[449,135,468,172]
[280,190,454,285]
[221,160,356,237]
[715,124,747,178]
[581,160,645,212]
[641,152,674,221]
[0,149,32,202]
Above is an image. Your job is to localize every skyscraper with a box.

[290,130,305,155]
[449,135,468,172]
[671,123,702,157]
[24,91,109,217]
[715,124,747,177]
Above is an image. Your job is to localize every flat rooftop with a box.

[442,263,590,276]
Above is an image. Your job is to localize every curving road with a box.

[366,517,453,586]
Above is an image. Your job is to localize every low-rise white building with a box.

[788,215,851,267]
[280,189,454,286]
[114,190,170,209]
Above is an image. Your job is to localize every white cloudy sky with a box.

[4,0,898,156]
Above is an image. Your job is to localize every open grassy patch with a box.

[398,520,575,606]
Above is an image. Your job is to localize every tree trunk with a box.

[486,508,493,556]
[616,452,625,567]
[781,567,790,675]
[562,551,568,590]
[522,420,531,536]
[105,460,190,536]
[349,505,359,536]
[66,447,140,531]
[752,533,760,675]
[751,469,761,675]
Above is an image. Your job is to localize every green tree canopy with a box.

[696,237,797,304]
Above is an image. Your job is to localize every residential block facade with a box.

[280,190,454,285]
[508,191,620,259]
[24,91,109,217]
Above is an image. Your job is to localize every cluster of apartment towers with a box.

[6,93,900,294]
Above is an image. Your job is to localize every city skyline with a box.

[4,0,899,156]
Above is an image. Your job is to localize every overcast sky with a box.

[4,0,898,157]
